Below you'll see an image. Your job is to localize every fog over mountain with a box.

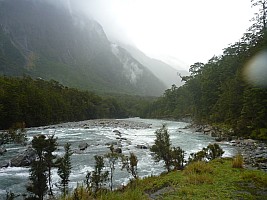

[0,0,167,96]
[63,0,189,87]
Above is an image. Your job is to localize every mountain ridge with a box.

[0,0,166,96]
[118,43,189,88]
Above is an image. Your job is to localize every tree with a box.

[205,143,224,160]
[105,145,120,191]
[188,143,224,163]
[44,135,57,197]
[251,0,267,31]
[171,147,185,170]
[121,152,138,180]
[189,62,204,77]
[150,124,172,172]
[27,135,48,200]
[0,122,27,145]
[86,155,109,195]
[56,143,72,197]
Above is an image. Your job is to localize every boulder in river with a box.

[136,144,148,149]
[11,147,36,167]
[115,148,122,154]
[0,147,7,155]
[0,160,9,168]
[78,142,89,151]
[105,141,118,146]
[113,130,122,137]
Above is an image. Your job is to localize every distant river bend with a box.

[0,118,237,198]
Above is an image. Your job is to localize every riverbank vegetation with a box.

[67,158,267,200]
[0,76,152,130]
[142,0,267,140]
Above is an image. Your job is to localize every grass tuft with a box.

[183,161,213,175]
[232,154,243,168]
[183,161,214,185]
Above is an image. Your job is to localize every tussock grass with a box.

[65,158,267,200]
[183,161,213,175]
[183,161,214,185]
[185,173,214,185]
[232,154,244,168]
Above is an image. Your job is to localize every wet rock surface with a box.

[37,119,152,130]
[190,123,267,172]
[78,142,89,151]
[0,147,7,155]
[10,147,36,167]
[230,139,267,172]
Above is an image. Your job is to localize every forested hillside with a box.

[0,76,153,130]
[144,1,267,140]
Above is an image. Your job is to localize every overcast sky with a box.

[72,0,255,70]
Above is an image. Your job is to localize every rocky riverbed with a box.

[37,118,152,130]
[190,123,267,172]
[231,139,267,172]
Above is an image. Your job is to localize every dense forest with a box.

[0,76,152,130]
[143,1,267,140]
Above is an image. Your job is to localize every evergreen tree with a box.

[44,135,57,197]
[171,147,185,170]
[105,145,120,191]
[150,124,172,172]
[121,152,139,179]
[86,155,109,195]
[27,135,48,200]
[56,143,73,197]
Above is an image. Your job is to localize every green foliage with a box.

[171,147,185,170]
[0,122,27,145]
[26,134,58,199]
[150,125,185,172]
[150,124,172,172]
[188,149,207,163]
[206,143,225,161]
[85,155,109,196]
[0,76,132,129]
[105,145,120,191]
[183,161,214,185]
[44,135,58,197]
[67,158,267,199]
[56,143,73,197]
[121,152,139,180]
[27,135,48,200]
[188,143,224,163]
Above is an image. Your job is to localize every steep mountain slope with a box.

[119,43,190,88]
[0,0,166,96]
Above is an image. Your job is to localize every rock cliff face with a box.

[0,0,166,96]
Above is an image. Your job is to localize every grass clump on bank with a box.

[66,158,267,200]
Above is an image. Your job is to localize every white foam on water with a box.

[0,118,238,198]
[0,189,6,194]
[0,167,27,173]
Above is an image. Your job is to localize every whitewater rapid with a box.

[0,118,237,198]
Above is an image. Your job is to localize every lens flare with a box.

[243,50,267,87]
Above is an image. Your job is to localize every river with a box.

[0,118,237,198]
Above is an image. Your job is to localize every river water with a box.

[0,118,237,198]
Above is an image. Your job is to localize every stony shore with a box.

[190,123,267,172]
[32,118,152,130]
[41,119,151,129]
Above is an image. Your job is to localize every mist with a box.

[67,0,134,46]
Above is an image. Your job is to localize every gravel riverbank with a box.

[32,118,152,130]
[190,123,267,172]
